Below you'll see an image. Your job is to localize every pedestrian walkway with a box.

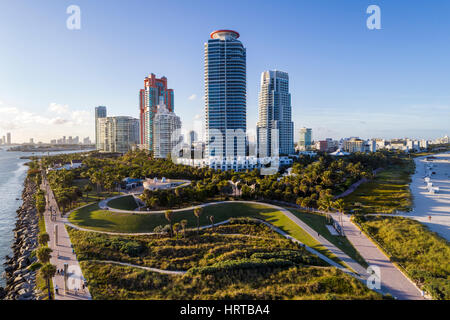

[41,171,91,300]
[330,212,426,300]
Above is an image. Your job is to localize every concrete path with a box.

[75,198,366,276]
[69,197,426,299]
[41,172,91,300]
[91,260,186,275]
[330,212,426,300]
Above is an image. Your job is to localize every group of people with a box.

[54,279,88,296]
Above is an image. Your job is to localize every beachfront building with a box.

[342,138,365,153]
[257,70,294,157]
[139,74,174,154]
[298,128,312,151]
[97,115,140,154]
[204,29,247,162]
[95,106,107,150]
[153,100,182,159]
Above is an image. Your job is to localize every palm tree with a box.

[208,215,215,232]
[36,247,52,264]
[193,207,203,235]
[173,222,181,240]
[38,232,50,246]
[334,199,345,214]
[84,184,93,199]
[40,263,56,300]
[164,210,174,237]
[180,219,188,239]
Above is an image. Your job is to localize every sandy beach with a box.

[406,152,450,241]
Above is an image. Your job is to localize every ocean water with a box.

[0,148,91,287]
[0,149,29,287]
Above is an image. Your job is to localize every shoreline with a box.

[0,176,39,300]
[407,151,450,241]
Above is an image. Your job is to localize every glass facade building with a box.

[94,106,107,150]
[257,70,294,156]
[204,30,246,159]
[298,127,312,151]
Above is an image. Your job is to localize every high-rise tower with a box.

[257,70,294,156]
[139,74,174,153]
[205,30,246,159]
[95,106,107,150]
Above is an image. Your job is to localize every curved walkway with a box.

[70,199,366,276]
[68,197,426,299]
[66,216,360,280]
[90,260,186,275]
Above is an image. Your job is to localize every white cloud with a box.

[0,102,94,142]
[48,102,70,114]
[188,94,197,100]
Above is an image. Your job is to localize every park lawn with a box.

[70,219,381,300]
[289,209,368,268]
[355,216,450,300]
[68,202,345,267]
[343,163,414,214]
[107,195,138,210]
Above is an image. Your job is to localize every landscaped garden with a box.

[69,218,383,300]
[68,202,344,266]
[343,160,414,214]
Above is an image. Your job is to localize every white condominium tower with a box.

[97,114,139,154]
[153,99,182,159]
[257,70,294,157]
[94,106,107,150]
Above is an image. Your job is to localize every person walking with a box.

[55,285,59,295]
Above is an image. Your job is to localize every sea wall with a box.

[0,177,39,300]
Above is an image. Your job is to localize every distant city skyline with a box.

[1,1,450,143]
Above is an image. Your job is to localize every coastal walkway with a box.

[329,211,426,300]
[41,171,91,300]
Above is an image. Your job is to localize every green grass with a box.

[107,195,138,210]
[343,162,414,214]
[68,202,344,267]
[80,261,382,300]
[69,220,326,272]
[71,220,381,300]
[289,209,368,268]
[355,216,450,300]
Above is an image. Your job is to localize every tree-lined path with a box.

[41,171,91,300]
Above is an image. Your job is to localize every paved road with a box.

[41,171,91,300]
[330,212,426,300]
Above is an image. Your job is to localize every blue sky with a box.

[0,0,449,143]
